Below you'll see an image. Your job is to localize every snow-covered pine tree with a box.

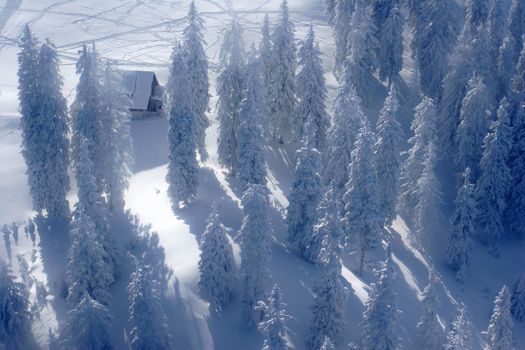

[455,75,491,180]
[510,274,525,322]
[260,14,273,138]
[439,28,474,152]
[446,305,473,350]
[322,81,362,205]
[18,25,45,216]
[399,96,437,222]
[343,118,381,275]
[476,98,512,254]
[464,0,490,34]
[508,0,525,66]
[320,337,336,350]
[413,141,443,246]
[417,271,445,349]
[66,203,114,306]
[74,136,111,252]
[36,39,71,220]
[236,47,267,189]
[375,84,403,226]
[371,0,394,37]
[0,260,37,350]
[376,1,403,84]
[166,43,199,207]
[303,182,343,264]
[258,284,289,350]
[61,294,112,350]
[346,0,379,105]
[295,25,329,150]
[240,184,271,327]
[487,0,508,66]
[485,285,514,350]
[269,0,297,143]
[324,0,337,25]
[100,62,133,212]
[217,18,246,174]
[446,168,476,283]
[198,205,236,308]
[333,0,354,77]
[308,239,345,350]
[411,0,458,99]
[360,245,398,350]
[507,49,525,239]
[128,261,172,350]
[496,33,519,101]
[71,44,105,194]
[286,134,322,259]
[183,0,210,161]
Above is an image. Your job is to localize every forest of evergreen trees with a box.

[2,0,525,349]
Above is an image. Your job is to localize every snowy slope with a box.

[1,0,524,349]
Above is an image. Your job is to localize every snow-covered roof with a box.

[121,71,158,110]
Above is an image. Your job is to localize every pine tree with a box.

[269,0,297,142]
[0,260,37,350]
[217,18,246,174]
[455,75,491,180]
[320,337,336,350]
[258,284,289,350]
[286,136,322,259]
[308,240,345,350]
[236,47,267,189]
[439,29,474,152]
[166,43,199,207]
[507,49,525,239]
[333,0,355,76]
[343,119,381,275]
[413,141,443,246]
[18,25,45,215]
[66,204,114,306]
[446,305,472,350]
[375,85,403,225]
[446,168,476,283]
[303,182,343,264]
[476,98,512,254]
[496,34,519,100]
[295,25,329,149]
[36,39,71,220]
[198,205,236,308]
[487,0,508,66]
[485,285,514,350]
[71,44,105,195]
[240,184,271,327]
[128,261,172,350]
[399,97,437,221]
[510,274,525,322]
[322,82,362,204]
[508,0,525,64]
[183,0,210,161]
[377,1,404,84]
[62,294,112,350]
[324,0,337,25]
[346,0,379,105]
[74,136,111,252]
[360,245,398,350]
[417,271,444,349]
[100,62,133,211]
[260,14,273,138]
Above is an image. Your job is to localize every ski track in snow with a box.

[1,1,525,349]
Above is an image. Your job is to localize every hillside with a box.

[0,0,524,349]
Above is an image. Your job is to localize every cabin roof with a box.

[121,71,159,110]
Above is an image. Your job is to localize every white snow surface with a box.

[0,0,524,349]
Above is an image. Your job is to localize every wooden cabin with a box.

[122,71,163,118]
